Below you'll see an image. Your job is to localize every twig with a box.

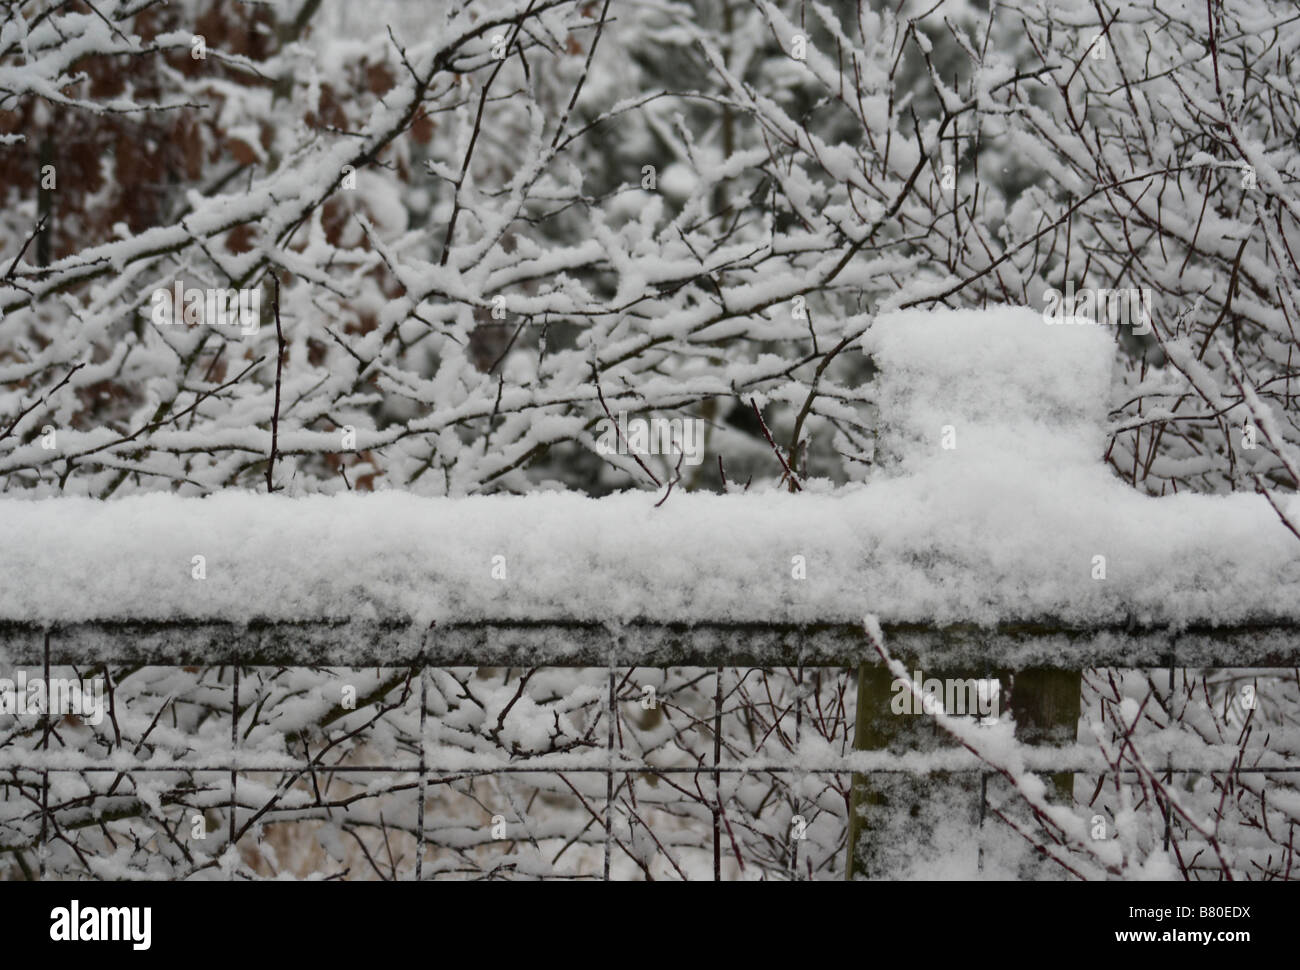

[749,398,802,491]
[0,361,83,443]
[266,277,285,493]
[590,362,660,487]
[4,216,46,279]
[653,448,686,508]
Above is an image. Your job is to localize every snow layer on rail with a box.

[1,307,1297,629]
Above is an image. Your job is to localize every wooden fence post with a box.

[1008,668,1082,802]
[846,662,984,879]
[847,662,1081,879]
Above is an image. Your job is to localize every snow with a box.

[866,305,1114,470]
[1,307,1297,632]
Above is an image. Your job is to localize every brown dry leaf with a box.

[228,137,259,165]
[226,224,256,254]
[410,111,435,144]
[366,63,395,95]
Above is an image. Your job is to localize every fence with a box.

[2,617,1299,879]
[3,310,1299,879]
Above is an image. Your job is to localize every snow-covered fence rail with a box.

[4,619,1300,669]
[4,308,1298,666]
[2,309,1298,879]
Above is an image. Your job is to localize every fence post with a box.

[416,668,426,882]
[847,659,1082,878]
[230,654,239,862]
[38,631,50,879]
[845,664,888,880]
[846,662,984,879]
[1008,668,1081,802]
[603,638,617,881]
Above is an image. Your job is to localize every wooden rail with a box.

[2,618,1299,667]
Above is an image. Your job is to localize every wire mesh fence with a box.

[2,627,1298,880]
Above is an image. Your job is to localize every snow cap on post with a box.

[864,306,1114,475]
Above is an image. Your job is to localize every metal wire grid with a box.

[3,633,1298,879]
